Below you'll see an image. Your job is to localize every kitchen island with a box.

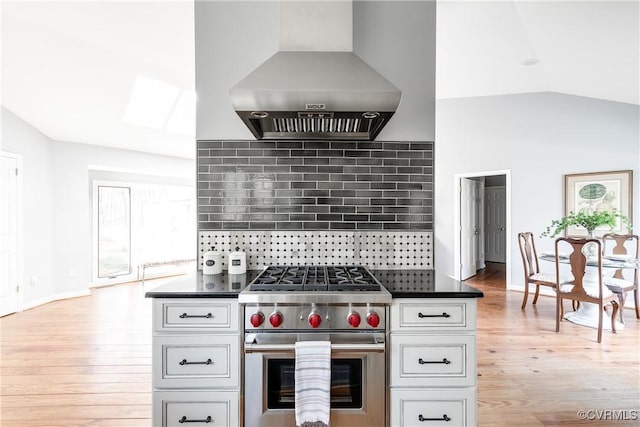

[145,269,483,427]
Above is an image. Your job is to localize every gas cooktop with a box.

[238,265,391,305]
[250,265,380,292]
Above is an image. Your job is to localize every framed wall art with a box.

[564,170,633,237]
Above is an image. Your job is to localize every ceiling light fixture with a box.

[522,58,540,66]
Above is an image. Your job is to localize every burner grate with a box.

[250,265,381,292]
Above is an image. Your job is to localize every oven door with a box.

[243,332,386,427]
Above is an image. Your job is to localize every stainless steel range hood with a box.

[229,51,401,140]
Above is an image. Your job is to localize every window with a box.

[97,186,131,278]
[93,180,195,285]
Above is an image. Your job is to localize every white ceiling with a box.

[437,0,639,104]
[1,1,638,160]
[1,0,196,159]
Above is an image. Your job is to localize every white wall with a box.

[195,1,436,141]
[2,107,195,307]
[353,0,435,141]
[2,108,56,305]
[50,142,195,295]
[195,1,280,140]
[434,92,640,289]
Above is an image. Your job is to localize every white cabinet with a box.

[390,389,476,427]
[390,298,478,427]
[153,390,239,427]
[152,298,240,427]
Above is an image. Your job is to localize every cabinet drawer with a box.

[391,299,476,331]
[153,390,239,427]
[153,335,239,388]
[153,299,238,332]
[390,334,475,387]
[390,388,475,427]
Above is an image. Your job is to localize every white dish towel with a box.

[295,341,331,427]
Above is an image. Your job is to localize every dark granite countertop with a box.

[372,270,484,298]
[144,270,262,298]
[145,269,483,299]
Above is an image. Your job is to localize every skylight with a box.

[123,75,195,136]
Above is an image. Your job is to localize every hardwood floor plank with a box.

[0,365,151,376]
[0,357,151,368]
[1,392,150,407]
[1,382,151,396]
[0,373,150,385]
[0,405,151,420]
[0,419,151,427]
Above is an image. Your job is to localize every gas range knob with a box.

[347,312,361,328]
[250,312,265,328]
[366,312,380,328]
[308,313,322,329]
[269,312,283,328]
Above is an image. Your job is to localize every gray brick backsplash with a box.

[197,140,434,231]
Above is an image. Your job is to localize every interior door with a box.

[460,178,479,280]
[0,154,19,316]
[485,186,507,263]
[476,180,485,270]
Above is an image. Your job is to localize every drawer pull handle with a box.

[418,414,451,422]
[179,358,212,366]
[179,312,213,319]
[418,312,450,318]
[178,416,212,423]
[418,357,451,365]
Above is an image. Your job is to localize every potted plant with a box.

[540,209,632,238]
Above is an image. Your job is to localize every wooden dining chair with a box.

[517,232,570,309]
[602,233,639,324]
[555,237,619,343]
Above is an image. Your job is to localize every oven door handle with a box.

[244,342,385,353]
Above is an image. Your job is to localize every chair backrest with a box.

[602,233,639,282]
[517,232,540,278]
[555,237,604,300]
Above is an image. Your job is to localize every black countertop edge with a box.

[372,269,484,299]
[144,270,263,298]
[145,269,483,299]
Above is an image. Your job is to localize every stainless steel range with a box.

[239,265,391,427]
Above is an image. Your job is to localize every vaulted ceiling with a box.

[2,1,638,159]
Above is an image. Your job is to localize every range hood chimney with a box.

[229,1,401,141]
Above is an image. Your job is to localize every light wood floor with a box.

[1,268,638,427]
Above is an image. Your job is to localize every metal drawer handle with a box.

[419,414,451,422]
[179,313,213,319]
[418,312,450,318]
[179,358,212,366]
[418,358,451,365]
[178,416,212,423]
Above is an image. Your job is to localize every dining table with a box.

[539,253,640,331]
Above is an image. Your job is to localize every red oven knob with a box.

[269,312,283,328]
[347,312,361,328]
[308,313,322,329]
[249,312,264,327]
[367,312,380,328]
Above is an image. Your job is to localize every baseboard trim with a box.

[21,289,91,311]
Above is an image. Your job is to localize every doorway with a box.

[454,170,510,288]
[0,152,22,317]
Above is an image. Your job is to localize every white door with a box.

[485,186,507,263]
[460,178,479,280]
[0,155,19,316]
[476,180,485,270]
